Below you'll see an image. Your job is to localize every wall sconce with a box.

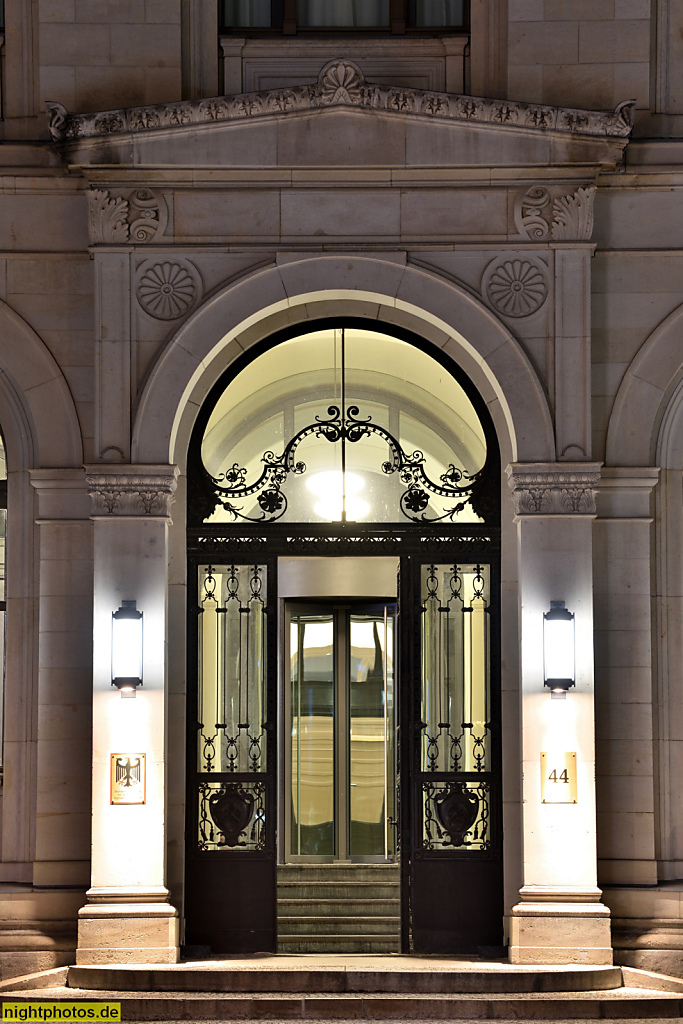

[112,600,143,698]
[543,600,575,698]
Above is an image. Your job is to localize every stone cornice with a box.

[506,462,602,517]
[46,58,635,145]
[85,464,178,519]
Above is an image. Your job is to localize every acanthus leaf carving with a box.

[86,468,178,519]
[551,185,596,242]
[86,187,166,245]
[514,184,596,242]
[506,464,601,517]
[87,189,130,245]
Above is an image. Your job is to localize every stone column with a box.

[76,465,179,965]
[507,463,612,965]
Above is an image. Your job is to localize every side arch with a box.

[606,302,683,467]
[132,255,555,467]
[0,300,83,469]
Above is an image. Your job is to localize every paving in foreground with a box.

[1,955,683,1020]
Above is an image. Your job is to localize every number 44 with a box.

[548,768,569,783]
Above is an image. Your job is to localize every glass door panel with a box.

[287,604,396,861]
[349,613,395,858]
[290,615,335,857]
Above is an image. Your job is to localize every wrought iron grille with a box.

[423,779,490,851]
[198,564,267,774]
[418,562,494,855]
[421,563,490,774]
[198,779,266,851]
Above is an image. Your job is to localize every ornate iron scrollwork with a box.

[209,783,255,847]
[194,403,489,525]
[423,780,490,851]
[433,782,479,844]
[199,780,266,851]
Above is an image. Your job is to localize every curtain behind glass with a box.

[222,0,272,28]
[298,0,390,27]
[416,0,465,26]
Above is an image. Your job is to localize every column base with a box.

[509,887,613,965]
[76,888,179,965]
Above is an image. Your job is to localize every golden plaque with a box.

[110,753,146,805]
[540,751,577,803]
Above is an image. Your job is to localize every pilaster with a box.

[93,249,132,464]
[594,468,659,887]
[29,470,93,888]
[76,465,179,966]
[553,245,592,462]
[506,462,612,965]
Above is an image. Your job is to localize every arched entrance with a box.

[184,318,502,955]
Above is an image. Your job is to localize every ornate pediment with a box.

[47,58,634,147]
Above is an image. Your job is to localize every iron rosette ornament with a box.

[188,402,497,527]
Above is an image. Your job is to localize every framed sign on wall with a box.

[540,752,577,803]
[110,753,146,804]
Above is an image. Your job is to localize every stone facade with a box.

[0,0,682,978]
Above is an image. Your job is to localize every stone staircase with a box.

[277,863,400,953]
[4,958,683,1019]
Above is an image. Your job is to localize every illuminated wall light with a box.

[112,600,143,698]
[543,600,575,699]
[306,470,369,522]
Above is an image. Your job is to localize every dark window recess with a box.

[221,0,467,32]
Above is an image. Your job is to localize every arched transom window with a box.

[194,325,494,526]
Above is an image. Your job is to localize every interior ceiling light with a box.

[306,470,365,497]
[307,471,368,522]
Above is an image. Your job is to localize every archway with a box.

[184,318,503,955]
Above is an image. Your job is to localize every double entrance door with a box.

[286,603,396,862]
[185,551,503,955]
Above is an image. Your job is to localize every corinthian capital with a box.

[85,464,178,519]
[506,462,601,517]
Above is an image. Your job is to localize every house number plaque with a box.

[540,752,577,803]
[110,753,146,804]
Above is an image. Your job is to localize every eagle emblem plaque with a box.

[110,753,146,804]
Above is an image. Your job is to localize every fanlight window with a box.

[195,326,492,526]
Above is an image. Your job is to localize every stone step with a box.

[278,881,400,900]
[66,963,627,994]
[278,898,401,918]
[8,980,683,1021]
[278,916,401,937]
[278,864,399,883]
[278,937,401,953]
[276,865,401,952]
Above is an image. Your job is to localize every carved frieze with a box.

[482,255,549,319]
[136,258,201,320]
[46,61,635,144]
[87,187,168,245]
[514,185,597,242]
[506,463,601,517]
[86,467,178,518]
